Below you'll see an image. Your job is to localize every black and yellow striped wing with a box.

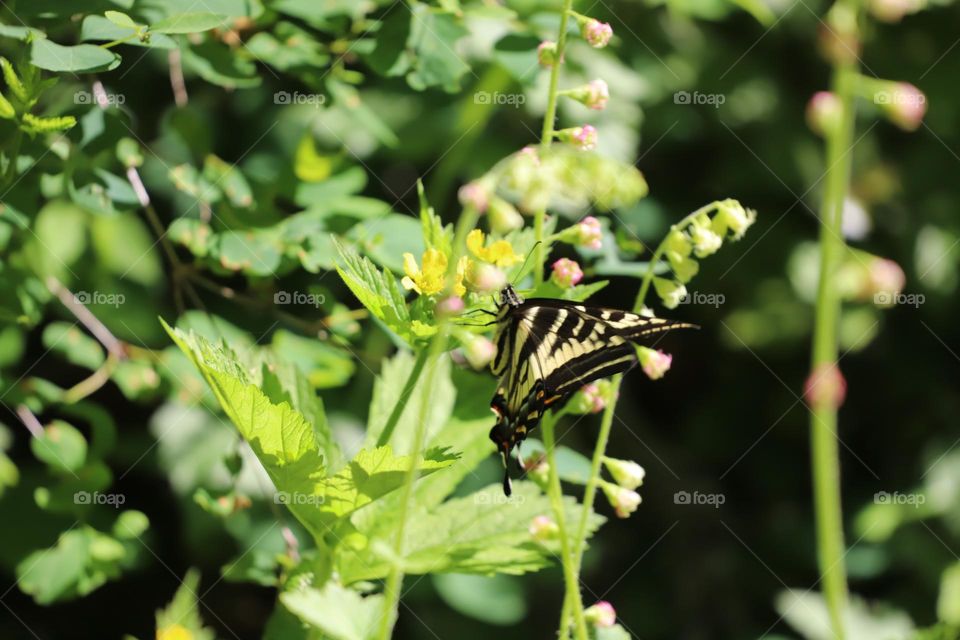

[488,291,694,494]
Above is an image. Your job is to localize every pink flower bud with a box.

[638,347,672,380]
[458,181,489,213]
[806,91,842,137]
[436,296,465,317]
[577,216,603,249]
[582,19,613,48]
[869,0,921,23]
[584,601,617,627]
[464,336,496,369]
[869,258,906,307]
[581,383,606,413]
[878,83,927,132]
[601,481,641,518]
[529,515,560,541]
[804,363,847,409]
[551,258,584,288]
[537,40,562,67]
[573,124,598,150]
[467,262,507,295]
[561,81,611,111]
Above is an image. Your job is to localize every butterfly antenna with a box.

[513,241,543,286]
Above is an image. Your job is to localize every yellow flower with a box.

[401,249,468,297]
[466,229,523,267]
[157,625,193,640]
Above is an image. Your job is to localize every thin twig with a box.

[15,404,44,438]
[46,277,127,360]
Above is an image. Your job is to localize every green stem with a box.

[376,348,429,447]
[809,54,858,640]
[376,331,447,640]
[634,201,722,309]
[2,126,22,189]
[376,194,480,640]
[542,412,589,640]
[534,0,575,285]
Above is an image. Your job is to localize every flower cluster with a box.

[600,456,645,517]
[653,199,755,309]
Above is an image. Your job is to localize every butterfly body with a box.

[488,284,695,494]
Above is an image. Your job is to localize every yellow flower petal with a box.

[158,624,193,640]
[401,275,419,293]
[467,229,486,258]
[402,252,419,280]
[486,239,522,267]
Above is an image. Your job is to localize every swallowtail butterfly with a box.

[488,284,695,495]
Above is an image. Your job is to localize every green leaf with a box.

[433,574,527,626]
[165,324,455,541]
[340,482,604,582]
[0,92,15,119]
[42,322,105,370]
[940,562,960,625]
[364,9,412,77]
[271,329,356,390]
[418,181,452,255]
[181,39,260,89]
[347,213,424,274]
[281,583,385,640]
[151,12,225,34]
[29,40,121,72]
[16,525,137,605]
[333,239,413,344]
[164,322,330,540]
[31,420,88,474]
[405,5,470,92]
[155,569,217,640]
[104,10,139,29]
[203,154,254,208]
[81,16,176,49]
[21,113,77,135]
[213,229,283,276]
[365,349,454,453]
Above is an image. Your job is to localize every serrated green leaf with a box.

[0,91,15,119]
[334,239,414,344]
[340,482,604,582]
[281,583,385,640]
[418,181,452,255]
[21,113,76,134]
[155,569,216,640]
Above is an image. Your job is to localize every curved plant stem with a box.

[561,200,726,632]
[376,203,480,640]
[376,348,429,447]
[542,411,589,640]
[375,331,447,640]
[809,43,859,640]
[533,0,575,285]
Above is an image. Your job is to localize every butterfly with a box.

[486,284,695,495]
